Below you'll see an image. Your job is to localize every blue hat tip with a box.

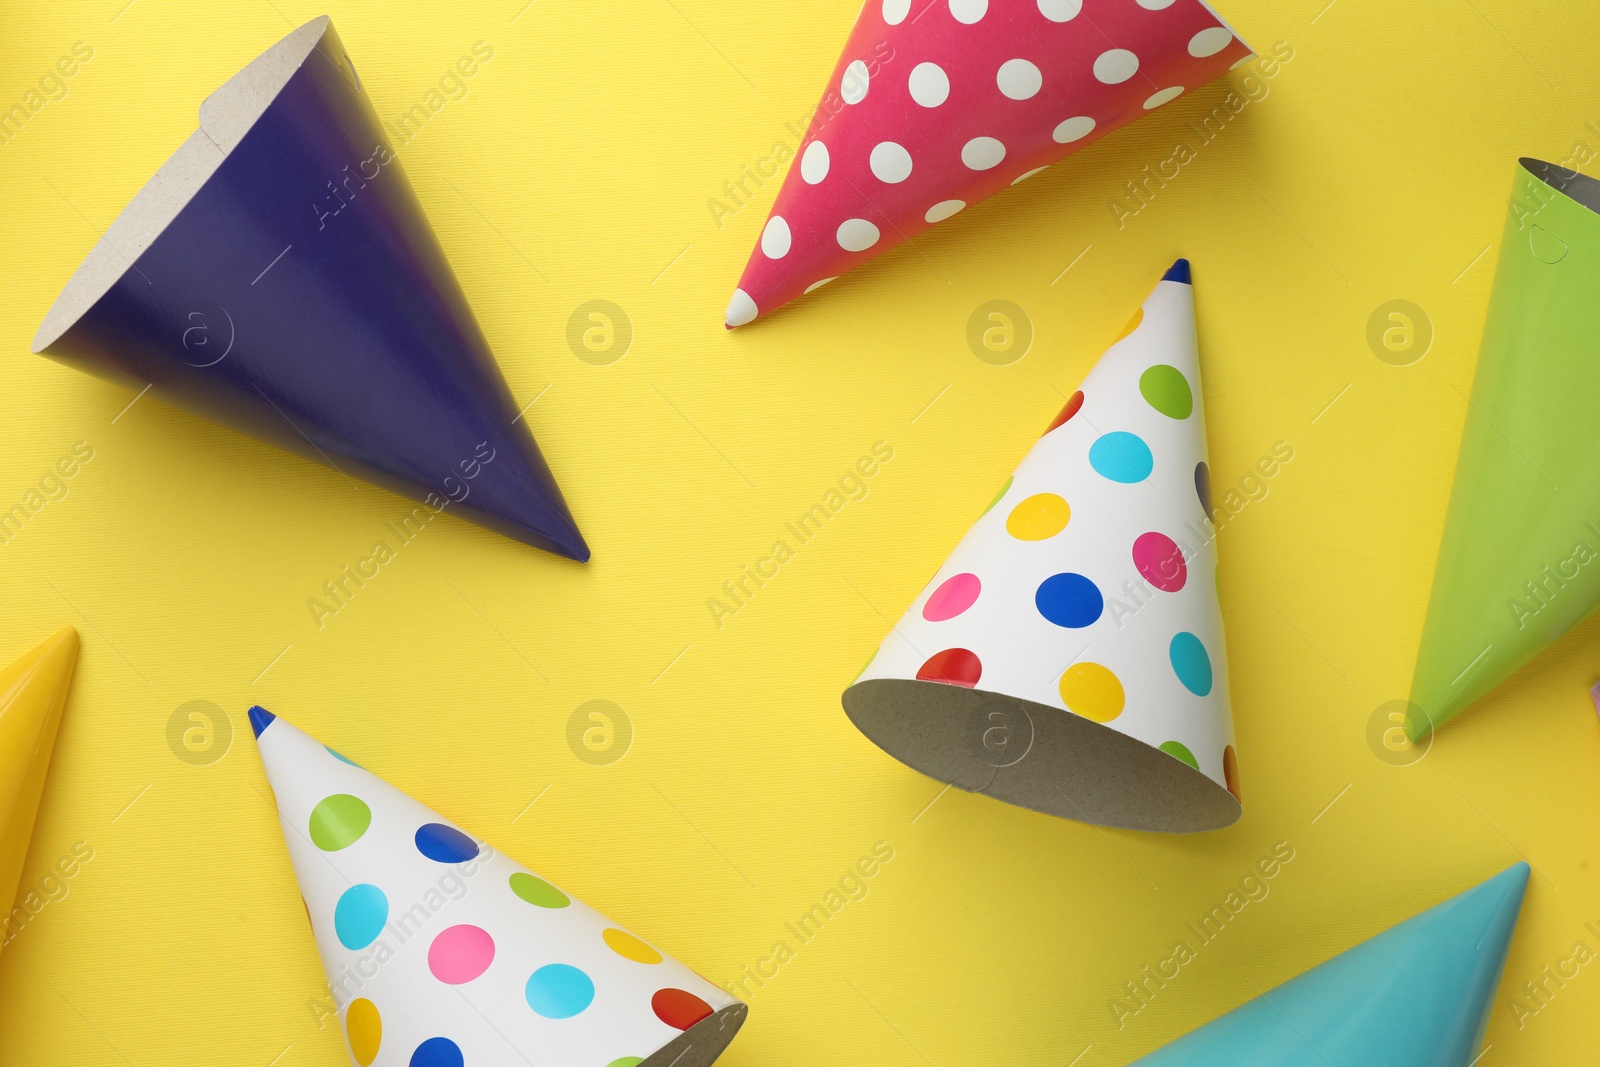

[1476,861,1531,910]
[1162,258,1192,284]
[248,705,277,738]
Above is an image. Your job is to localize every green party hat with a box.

[1409,159,1600,738]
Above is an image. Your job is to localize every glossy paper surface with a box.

[1133,864,1529,1066]
[32,19,588,560]
[1408,160,1600,736]
[726,0,1250,326]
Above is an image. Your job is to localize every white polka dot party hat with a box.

[725,0,1252,326]
[843,260,1240,831]
[248,706,746,1067]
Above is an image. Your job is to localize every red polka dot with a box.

[652,987,714,1031]
[1045,390,1083,434]
[1132,531,1187,592]
[916,648,982,687]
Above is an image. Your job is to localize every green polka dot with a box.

[607,1059,644,1067]
[308,794,371,851]
[853,650,877,683]
[1140,365,1193,419]
[983,476,1014,516]
[510,871,570,908]
[1159,741,1199,770]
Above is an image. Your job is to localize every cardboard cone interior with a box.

[1130,863,1530,1066]
[1407,160,1600,739]
[843,261,1239,831]
[0,628,79,948]
[32,18,588,561]
[248,707,746,1067]
[724,0,1252,327]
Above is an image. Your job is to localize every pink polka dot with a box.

[1132,532,1187,592]
[923,573,981,621]
[428,924,495,984]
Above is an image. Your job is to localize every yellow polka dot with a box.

[1006,493,1070,540]
[346,999,381,1066]
[1059,662,1125,722]
[1114,306,1144,342]
[603,927,664,964]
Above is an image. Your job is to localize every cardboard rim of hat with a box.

[1523,155,1600,211]
[33,17,330,354]
[638,1007,747,1067]
[844,675,1239,832]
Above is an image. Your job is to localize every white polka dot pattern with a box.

[726,0,1253,325]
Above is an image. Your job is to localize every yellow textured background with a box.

[3,1,1599,1063]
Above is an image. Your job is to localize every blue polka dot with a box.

[334,884,389,950]
[1170,632,1213,695]
[1035,573,1104,628]
[409,1037,463,1067]
[325,745,361,767]
[415,823,480,863]
[526,963,596,1018]
[1088,432,1153,483]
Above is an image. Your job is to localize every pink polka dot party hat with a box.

[248,707,746,1067]
[725,0,1251,327]
[843,260,1240,832]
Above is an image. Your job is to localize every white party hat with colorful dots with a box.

[843,260,1239,831]
[248,707,746,1067]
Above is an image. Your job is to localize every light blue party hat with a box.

[1133,863,1529,1066]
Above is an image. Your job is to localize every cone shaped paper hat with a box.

[0,628,79,937]
[844,261,1238,831]
[724,0,1251,327]
[32,19,588,561]
[1131,863,1529,1066]
[248,707,745,1067]
[1408,160,1600,738]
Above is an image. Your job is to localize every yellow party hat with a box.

[0,627,79,946]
